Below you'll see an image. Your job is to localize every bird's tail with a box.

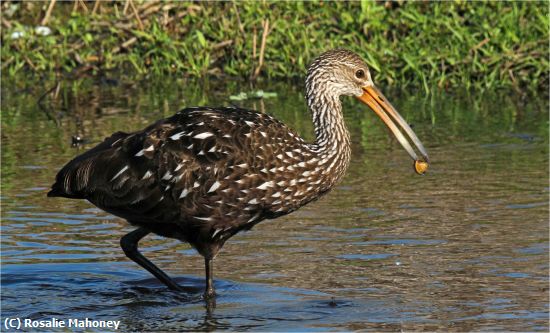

[47,131,129,199]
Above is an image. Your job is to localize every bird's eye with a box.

[355,69,365,79]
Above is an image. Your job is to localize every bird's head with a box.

[306,49,373,97]
[306,49,429,174]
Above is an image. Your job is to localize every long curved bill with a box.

[357,85,429,174]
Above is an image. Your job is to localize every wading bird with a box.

[48,49,429,299]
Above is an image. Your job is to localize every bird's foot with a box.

[203,288,216,310]
[167,283,187,293]
[203,287,216,299]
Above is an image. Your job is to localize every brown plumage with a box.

[48,49,429,299]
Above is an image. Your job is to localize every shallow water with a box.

[1,76,548,331]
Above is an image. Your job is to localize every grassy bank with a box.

[1,1,548,93]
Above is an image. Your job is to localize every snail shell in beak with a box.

[414,160,429,175]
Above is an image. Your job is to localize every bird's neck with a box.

[306,89,352,186]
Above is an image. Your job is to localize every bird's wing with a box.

[48,107,308,230]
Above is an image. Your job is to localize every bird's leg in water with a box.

[204,258,215,298]
[120,227,185,292]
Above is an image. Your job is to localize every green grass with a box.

[1,1,548,93]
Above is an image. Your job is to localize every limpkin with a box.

[48,49,429,298]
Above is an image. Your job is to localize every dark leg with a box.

[204,258,216,298]
[120,228,184,291]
